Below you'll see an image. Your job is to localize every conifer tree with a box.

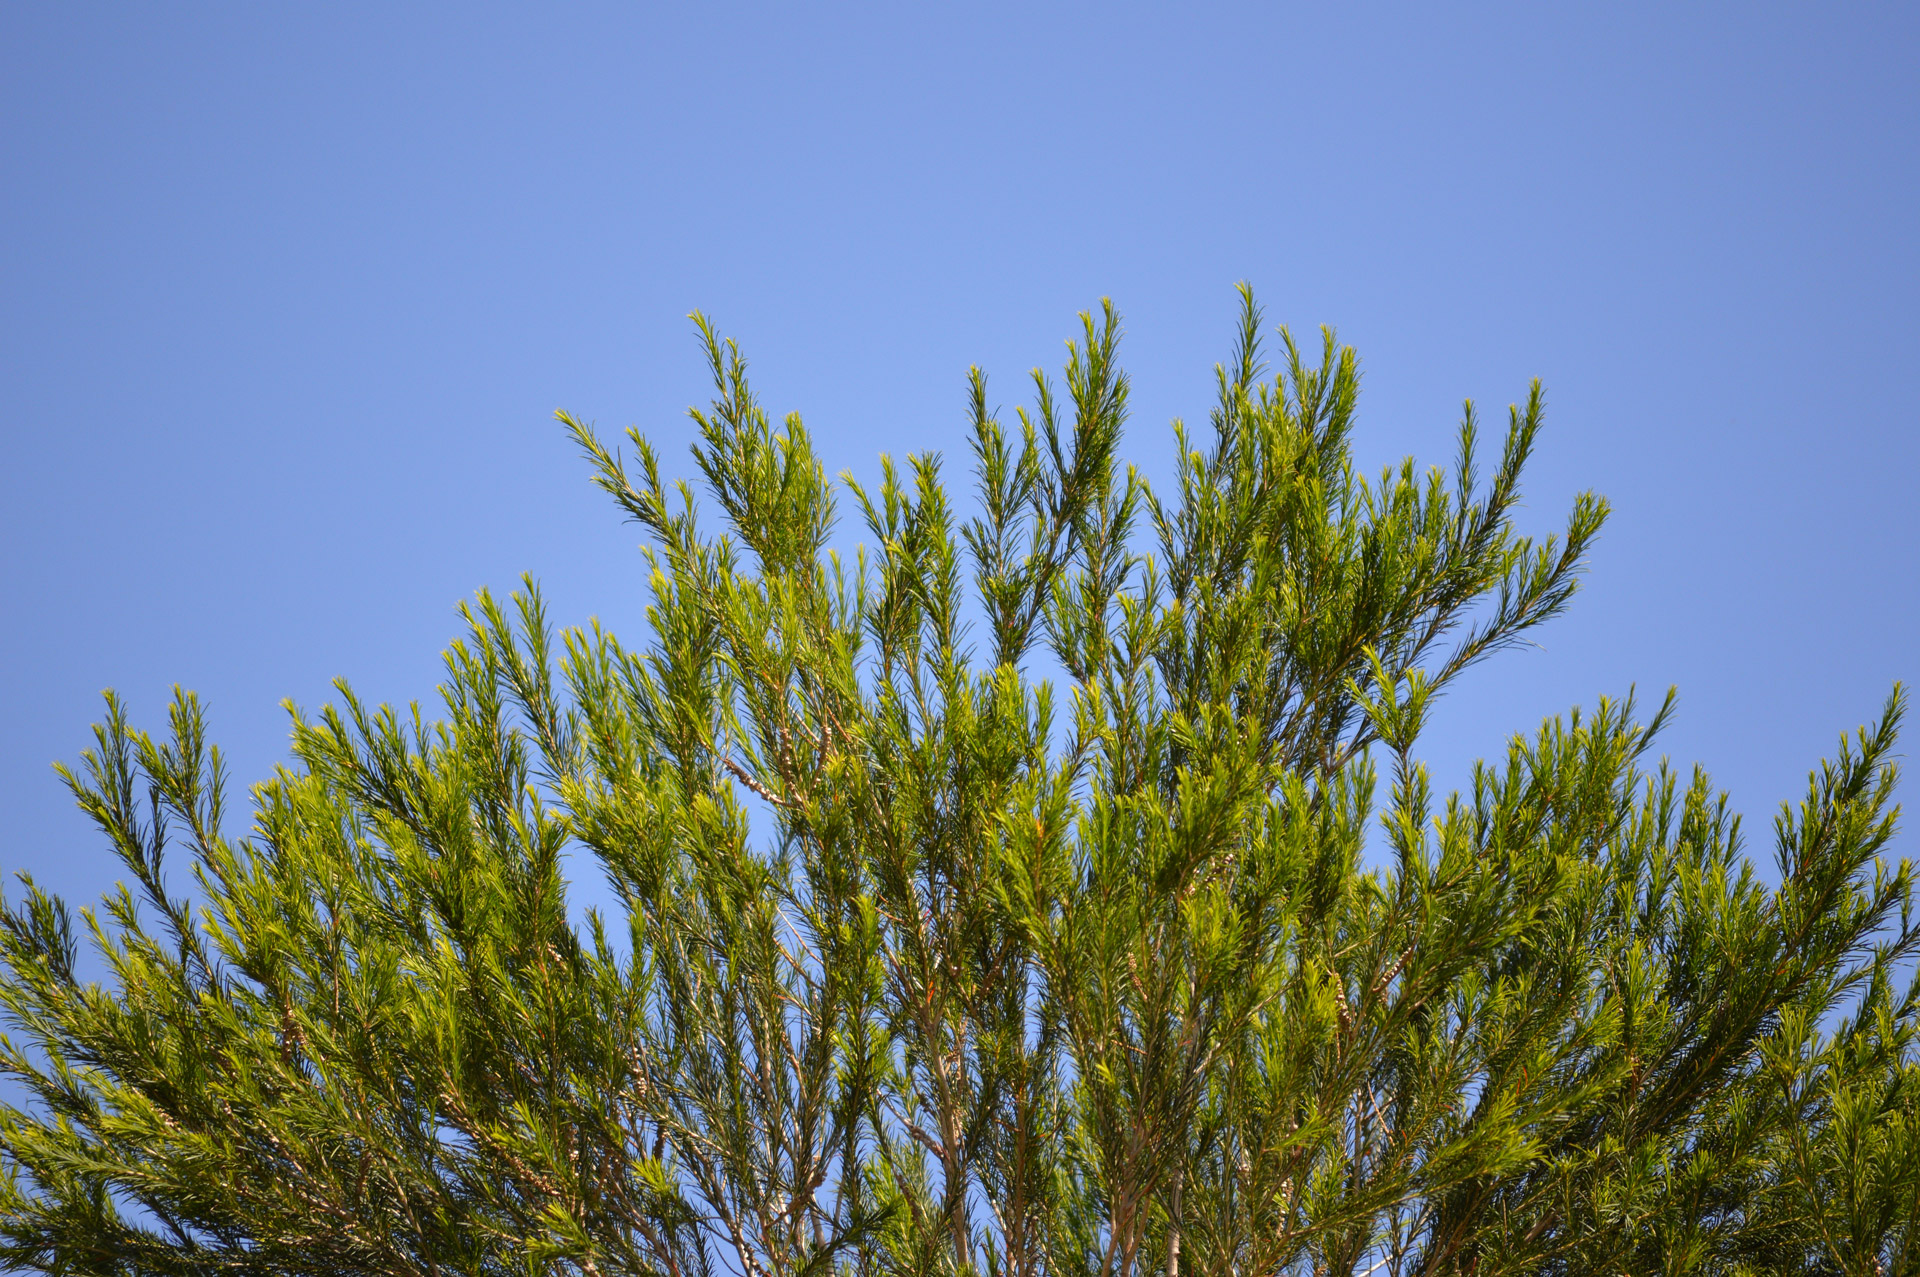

[3,290,1915,1276]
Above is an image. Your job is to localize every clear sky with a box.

[3,4,1916,910]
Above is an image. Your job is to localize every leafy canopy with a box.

[3,290,1916,1277]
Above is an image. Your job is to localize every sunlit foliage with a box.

[4,291,1915,1275]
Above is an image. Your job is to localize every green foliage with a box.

[3,289,1915,1276]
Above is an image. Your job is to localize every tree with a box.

[2,290,1915,1276]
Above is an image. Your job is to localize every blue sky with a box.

[3,4,1916,908]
